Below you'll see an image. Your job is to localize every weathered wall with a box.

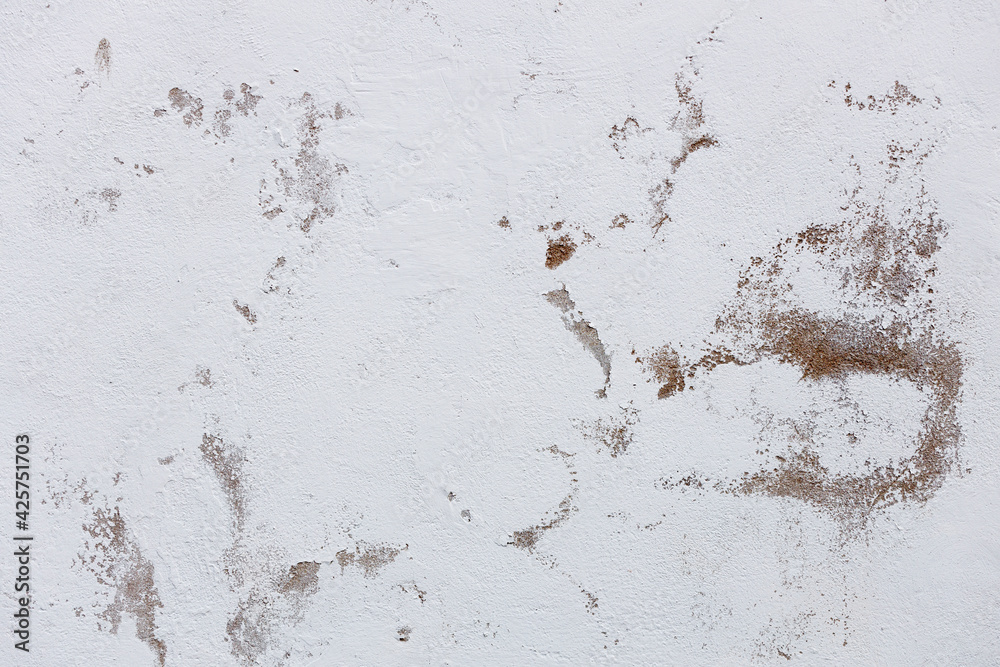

[2,1,1000,664]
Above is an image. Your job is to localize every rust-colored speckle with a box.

[546,235,577,269]
[233,300,257,324]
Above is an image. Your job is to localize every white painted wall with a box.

[2,1,999,664]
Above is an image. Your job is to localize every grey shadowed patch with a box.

[546,285,611,397]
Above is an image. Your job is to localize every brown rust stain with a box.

[651,137,962,524]
[727,309,962,516]
[609,116,651,157]
[80,505,167,666]
[646,57,718,237]
[546,234,577,269]
[842,80,924,114]
[638,344,743,398]
[214,84,262,138]
[641,345,686,398]
[234,83,262,116]
[670,134,718,172]
[610,213,632,229]
[510,444,580,551]
[226,593,270,665]
[100,188,121,212]
[258,93,344,232]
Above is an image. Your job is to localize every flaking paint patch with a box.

[278,561,321,596]
[79,503,167,666]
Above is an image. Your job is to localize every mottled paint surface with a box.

[2,2,1000,665]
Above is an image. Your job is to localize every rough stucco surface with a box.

[2,2,1000,665]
